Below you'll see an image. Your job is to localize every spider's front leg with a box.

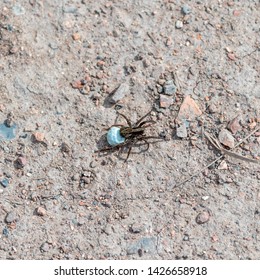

[135,109,153,126]
[117,112,132,127]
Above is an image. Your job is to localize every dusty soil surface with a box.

[0,0,259,260]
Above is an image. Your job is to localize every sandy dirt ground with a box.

[0,0,259,260]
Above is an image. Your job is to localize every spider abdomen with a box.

[107,127,125,146]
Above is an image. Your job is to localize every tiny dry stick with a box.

[204,131,259,164]
[175,126,259,188]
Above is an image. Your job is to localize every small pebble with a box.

[35,207,47,216]
[61,142,70,153]
[225,46,233,53]
[218,160,228,170]
[177,95,202,121]
[218,129,235,149]
[175,20,183,29]
[147,174,153,181]
[4,117,14,128]
[5,211,18,223]
[160,94,173,108]
[40,242,50,252]
[0,178,9,188]
[163,80,177,95]
[15,156,26,168]
[227,116,241,134]
[196,211,210,224]
[183,234,189,241]
[2,227,9,237]
[130,223,143,234]
[33,132,45,142]
[227,52,236,60]
[176,121,188,138]
[201,196,209,201]
[72,33,81,41]
[90,161,97,168]
[182,5,191,15]
[71,80,84,89]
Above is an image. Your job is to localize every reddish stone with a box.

[196,211,210,224]
[160,94,173,108]
[71,80,84,89]
[227,52,236,60]
[33,132,45,142]
[177,95,202,121]
[227,116,241,134]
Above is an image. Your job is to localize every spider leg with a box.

[139,136,163,141]
[117,112,132,127]
[138,120,156,128]
[118,143,127,157]
[135,109,153,126]
[125,146,133,162]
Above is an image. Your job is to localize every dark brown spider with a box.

[95,109,162,161]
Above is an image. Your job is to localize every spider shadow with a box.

[102,86,120,108]
[95,133,109,150]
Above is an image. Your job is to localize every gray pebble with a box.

[163,80,177,95]
[0,178,9,188]
[183,234,189,241]
[176,122,188,138]
[40,242,50,252]
[218,129,235,149]
[2,227,9,237]
[90,161,97,168]
[147,174,153,181]
[130,223,144,234]
[5,211,18,223]
[182,5,192,15]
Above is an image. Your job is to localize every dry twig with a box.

[175,126,259,188]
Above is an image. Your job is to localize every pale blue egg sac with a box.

[107,127,125,146]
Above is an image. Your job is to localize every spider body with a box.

[96,109,161,161]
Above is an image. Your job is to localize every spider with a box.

[95,109,162,161]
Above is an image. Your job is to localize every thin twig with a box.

[204,131,259,163]
[175,126,259,188]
